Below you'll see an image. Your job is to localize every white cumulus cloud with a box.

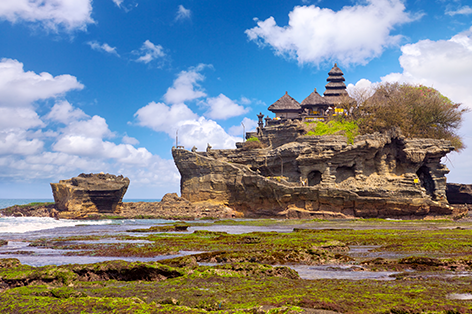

[381,26,472,108]
[0,107,45,131]
[164,64,208,104]
[46,101,89,124]
[245,0,413,66]
[58,115,115,139]
[112,0,124,8]
[122,135,139,145]
[202,94,249,120]
[177,117,241,150]
[0,58,179,193]
[176,5,191,21]
[134,101,241,149]
[87,41,120,56]
[228,117,258,137]
[446,5,472,16]
[134,102,199,134]
[0,0,94,32]
[135,40,166,64]
[0,58,84,107]
[135,65,244,149]
[0,130,44,156]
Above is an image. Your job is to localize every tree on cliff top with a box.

[338,83,469,151]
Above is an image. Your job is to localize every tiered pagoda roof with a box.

[323,63,350,105]
[267,64,352,118]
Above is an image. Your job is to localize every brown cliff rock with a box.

[120,193,241,219]
[447,183,472,204]
[173,121,466,219]
[50,173,129,219]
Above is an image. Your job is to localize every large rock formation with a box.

[446,183,472,204]
[50,173,129,219]
[173,120,466,219]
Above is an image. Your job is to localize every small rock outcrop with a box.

[50,173,129,219]
[447,183,472,204]
[173,121,466,219]
[120,193,241,219]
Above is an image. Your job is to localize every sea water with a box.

[0,199,53,209]
[0,198,163,235]
[0,198,161,209]
[0,216,113,233]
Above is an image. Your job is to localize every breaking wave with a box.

[0,217,112,234]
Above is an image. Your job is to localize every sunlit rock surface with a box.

[50,173,129,219]
[173,121,466,219]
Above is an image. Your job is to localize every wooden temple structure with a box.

[264,64,352,125]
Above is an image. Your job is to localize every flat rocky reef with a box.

[0,194,239,220]
[2,218,472,313]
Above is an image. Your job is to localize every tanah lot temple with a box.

[261,63,352,127]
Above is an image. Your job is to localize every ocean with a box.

[0,198,161,210]
[0,198,160,234]
[0,199,54,209]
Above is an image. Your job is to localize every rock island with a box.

[173,64,466,219]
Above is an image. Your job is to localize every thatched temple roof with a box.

[268,92,301,112]
[301,88,328,107]
[267,63,354,115]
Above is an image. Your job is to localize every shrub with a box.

[246,136,260,142]
[352,83,468,150]
[243,137,263,149]
[243,140,263,150]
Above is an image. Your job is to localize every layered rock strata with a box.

[173,121,466,219]
[50,173,129,219]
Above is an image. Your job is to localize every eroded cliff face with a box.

[50,173,129,219]
[173,121,465,219]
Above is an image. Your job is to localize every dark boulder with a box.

[447,183,472,204]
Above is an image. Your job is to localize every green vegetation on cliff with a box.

[305,120,359,144]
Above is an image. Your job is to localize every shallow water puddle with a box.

[448,293,472,300]
[288,265,399,280]
[0,249,203,267]
[198,262,400,280]
[348,245,420,259]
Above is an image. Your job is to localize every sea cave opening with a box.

[308,170,322,186]
[416,165,435,197]
[335,166,355,183]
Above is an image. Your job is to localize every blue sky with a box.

[1,0,472,199]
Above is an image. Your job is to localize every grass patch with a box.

[305,120,359,144]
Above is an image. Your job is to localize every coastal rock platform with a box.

[172,122,467,219]
[0,193,241,220]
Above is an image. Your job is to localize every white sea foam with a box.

[0,217,112,233]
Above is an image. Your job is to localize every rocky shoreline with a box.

[1,193,470,221]
[0,193,242,220]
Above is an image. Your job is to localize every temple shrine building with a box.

[265,63,352,125]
